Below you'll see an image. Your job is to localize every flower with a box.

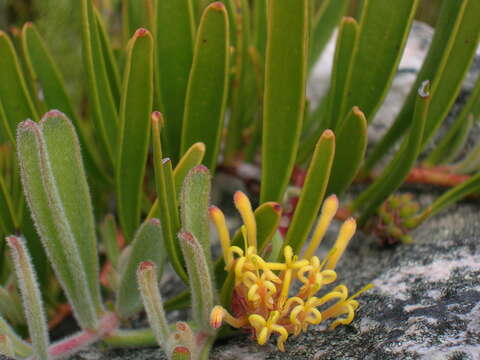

[209,191,372,352]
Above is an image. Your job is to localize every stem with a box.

[403,166,470,188]
[103,329,157,347]
[45,312,119,359]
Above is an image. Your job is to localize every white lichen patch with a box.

[373,253,480,301]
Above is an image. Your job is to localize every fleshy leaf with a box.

[260,0,309,203]
[116,219,166,318]
[116,28,154,242]
[7,236,49,360]
[178,232,215,334]
[181,2,230,171]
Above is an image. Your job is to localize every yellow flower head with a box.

[209,192,371,352]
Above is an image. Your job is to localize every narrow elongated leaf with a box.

[425,115,473,166]
[17,115,99,329]
[21,23,77,123]
[422,0,480,145]
[327,107,367,195]
[122,0,155,40]
[353,82,430,225]
[260,0,309,203]
[116,28,154,242]
[174,142,206,196]
[0,176,17,234]
[285,130,335,253]
[81,0,119,164]
[309,0,348,69]
[7,237,48,360]
[181,166,212,269]
[181,2,229,171]
[155,0,195,161]
[151,113,188,283]
[21,22,109,186]
[0,315,32,358]
[344,0,419,121]
[117,219,166,318]
[179,232,215,333]
[325,17,358,130]
[223,0,253,164]
[40,111,103,315]
[137,261,170,348]
[94,7,122,105]
[364,0,472,172]
[417,171,480,224]
[0,31,38,141]
[100,214,120,269]
[253,0,267,58]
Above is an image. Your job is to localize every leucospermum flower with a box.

[209,191,372,351]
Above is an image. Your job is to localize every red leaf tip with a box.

[173,346,190,354]
[210,2,225,10]
[139,261,155,272]
[135,28,149,37]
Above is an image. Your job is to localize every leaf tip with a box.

[151,111,165,128]
[210,1,226,11]
[138,261,156,273]
[322,129,335,139]
[134,28,150,37]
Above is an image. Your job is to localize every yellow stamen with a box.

[234,191,257,248]
[303,195,339,260]
[325,217,356,270]
[209,206,233,266]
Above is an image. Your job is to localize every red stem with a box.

[46,312,119,358]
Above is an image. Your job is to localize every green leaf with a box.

[0,31,38,142]
[17,114,100,329]
[94,7,122,105]
[344,0,419,121]
[151,113,189,283]
[309,0,348,69]
[327,107,367,196]
[39,111,103,316]
[7,237,48,360]
[81,0,119,165]
[122,0,155,41]
[253,0,267,58]
[155,0,195,161]
[353,82,431,225]
[117,219,166,318]
[21,22,109,185]
[416,171,480,225]
[181,2,229,171]
[0,315,32,358]
[223,0,253,164]
[421,0,480,146]
[285,130,335,253]
[178,231,215,334]
[174,142,206,196]
[116,28,154,242]
[100,214,120,269]
[0,175,17,235]
[21,23,77,124]
[424,114,473,166]
[260,0,309,203]
[364,0,476,172]
[324,16,358,130]
[180,165,212,269]
[137,261,171,348]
